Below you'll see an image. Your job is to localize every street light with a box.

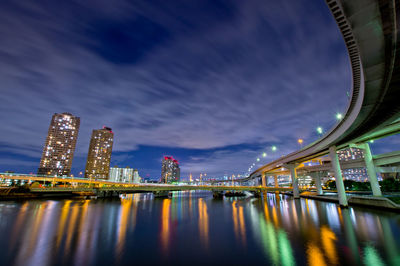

[262,152,267,157]
[257,158,260,162]
[316,126,323,135]
[271,146,277,152]
[298,138,304,148]
[336,113,343,120]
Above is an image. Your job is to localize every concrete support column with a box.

[314,172,323,195]
[261,173,266,187]
[288,165,300,199]
[361,143,382,196]
[329,146,348,207]
[274,175,279,188]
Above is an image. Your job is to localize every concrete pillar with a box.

[315,172,323,195]
[261,173,266,187]
[274,175,279,188]
[361,143,382,196]
[288,165,300,199]
[329,146,348,207]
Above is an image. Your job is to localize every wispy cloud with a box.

[0,0,355,177]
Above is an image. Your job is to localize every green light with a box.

[257,158,260,162]
[369,140,374,143]
[363,245,385,266]
[271,146,277,152]
[336,113,343,120]
[262,152,267,157]
[317,127,323,134]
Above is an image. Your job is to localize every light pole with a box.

[298,138,304,148]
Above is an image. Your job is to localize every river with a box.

[0,191,399,265]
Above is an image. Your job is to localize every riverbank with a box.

[297,191,400,212]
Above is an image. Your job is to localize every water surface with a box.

[0,192,399,265]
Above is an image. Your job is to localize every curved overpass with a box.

[251,0,400,174]
[249,0,400,205]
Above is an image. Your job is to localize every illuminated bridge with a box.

[248,0,400,207]
[0,173,291,199]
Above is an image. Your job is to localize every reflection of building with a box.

[109,167,140,183]
[38,112,80,176]
[161,156,180,183]
[85,127,113,179]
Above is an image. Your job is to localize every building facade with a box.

[85,127,114,179]
[338,147,369,181]
[109,167,140,183]
[161,156,180,183]
[338,147,364,161]
[38,112,80,176]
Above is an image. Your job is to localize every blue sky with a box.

[0,0,398,180]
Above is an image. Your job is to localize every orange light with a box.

[298,139,304,145]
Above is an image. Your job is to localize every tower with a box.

[161,156,180,183]
[38,112,80,176]
[85,127,114,179]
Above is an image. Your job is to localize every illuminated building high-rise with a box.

[337,147,369,181]
[85,127,114,179]
[338,147,364,161]
[38,112,80,176]
[161,156,180,183]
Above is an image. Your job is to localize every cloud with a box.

[0,0,356,176]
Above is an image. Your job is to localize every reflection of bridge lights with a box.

[257,158,260,162]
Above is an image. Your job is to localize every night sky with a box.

[0,0,398,180]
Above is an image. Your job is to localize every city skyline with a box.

[1,0,399,179]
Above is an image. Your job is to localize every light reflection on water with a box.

[0,192,399,265]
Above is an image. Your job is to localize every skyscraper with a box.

[161,156,180,183]
[85,127,114,179]
[38,112,80,176]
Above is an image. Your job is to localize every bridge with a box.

[248,0,400,207]
[0,173,291,199]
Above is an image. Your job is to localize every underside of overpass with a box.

[248,0,400,207]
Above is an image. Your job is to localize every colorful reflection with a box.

[232,200,246,245]
[161,198,171,254]
[198,198,209,248]
[0,192,398,265]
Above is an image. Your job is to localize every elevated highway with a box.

[250,0,400,206]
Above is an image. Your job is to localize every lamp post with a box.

[298,138,304,148]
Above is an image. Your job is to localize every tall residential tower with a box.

[85,127,114,179]
[161,156,180,183]
[38,112,80,176]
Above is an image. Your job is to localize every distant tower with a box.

[161,156,180,183]
[38,113,80,176]
[85,127,114,179]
